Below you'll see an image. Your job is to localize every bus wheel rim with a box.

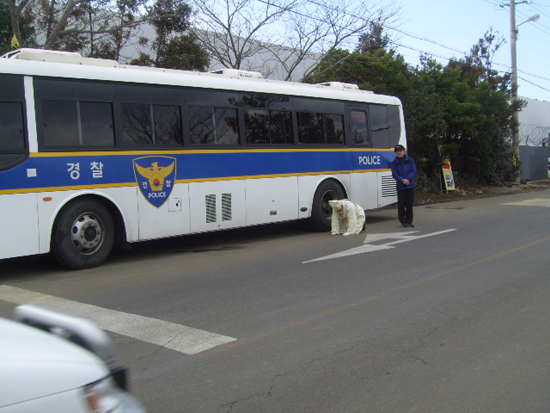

[70,213,104,254]
[321,191,336,218]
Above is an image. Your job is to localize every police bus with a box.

[0,48,406,269]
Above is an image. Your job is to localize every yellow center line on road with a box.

[203,235,550,357]
[0,285,236,355]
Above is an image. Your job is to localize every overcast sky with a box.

[384,0,550,101]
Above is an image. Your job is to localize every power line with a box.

[518,75,550,92]
[255,0,550,94]
[386,26,467,56]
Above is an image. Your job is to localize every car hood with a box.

[0,317,110,407]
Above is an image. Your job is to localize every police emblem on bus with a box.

[133,156,177,208]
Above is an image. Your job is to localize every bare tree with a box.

[190,0,400,81]
[38,0,89,50]
[43,0,154,55]
[190,0,299,71]
[88,0,149,60]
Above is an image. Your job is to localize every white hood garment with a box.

[328,199,366,236]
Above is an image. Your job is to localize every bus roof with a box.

[1,48,401,106]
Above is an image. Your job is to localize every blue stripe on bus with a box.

[0,149,395,192]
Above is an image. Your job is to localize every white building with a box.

[518,96,550,180]
[519,96,550,147]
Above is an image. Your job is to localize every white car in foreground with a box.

[0,305,145,413]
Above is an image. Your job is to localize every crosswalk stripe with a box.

[0,285,236,355]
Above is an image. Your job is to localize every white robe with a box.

[328,200,365,236]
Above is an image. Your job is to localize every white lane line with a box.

[303,244,394,263]
[381,229,457,246]
[303,229,456,263]
[504,198,550,207]
[0,285,236,355]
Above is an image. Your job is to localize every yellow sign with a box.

[11,34,19,49]
[442,160,455,191]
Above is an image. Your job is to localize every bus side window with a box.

[245,109,269,143]
[326,114,344,144]
[42,100,114,147]
[298,112,322,144]
[121,103,182,146]
[245,110,293,144]
[351,110,370,146]
[270,111,293,144]
[298,113,344,145]
[80,102,115,146]
[188,107,239,145]
[0,101,27,170]
[0,102,25,152]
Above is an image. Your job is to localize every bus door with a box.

[349,107,370,147]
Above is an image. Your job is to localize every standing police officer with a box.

[390,144,417,227]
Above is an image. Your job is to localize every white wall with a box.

[519,96,550,146]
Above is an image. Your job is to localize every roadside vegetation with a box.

[306,23,522,193]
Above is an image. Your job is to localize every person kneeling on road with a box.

[328,199,366,236]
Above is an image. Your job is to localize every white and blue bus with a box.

[0,48,406,269]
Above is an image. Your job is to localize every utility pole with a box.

[510,0,519,180]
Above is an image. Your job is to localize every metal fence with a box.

[519,145,549,180]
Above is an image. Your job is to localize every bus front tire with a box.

[51,199,115,270]
[309,181,345,232]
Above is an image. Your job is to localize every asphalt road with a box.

[2,189,550,413]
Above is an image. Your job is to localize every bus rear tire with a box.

[51,199,115,270]
[309,180,345,232]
